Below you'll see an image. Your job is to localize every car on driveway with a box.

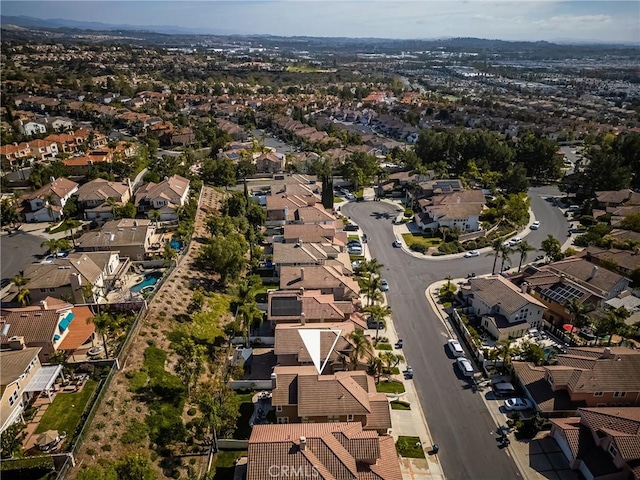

[464,250,479,258]
[344,223,359,232]
[348,245,363,254]
[530,221,541,230]
[392,240,402,248]
[504,398,532,411]
[380,279,389,292]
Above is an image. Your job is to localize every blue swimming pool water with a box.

[170,240,183,251]
[130,271,162,292]
[544,346,560,359]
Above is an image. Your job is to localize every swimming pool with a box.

[130,271,163,293]
[544,346,561,359]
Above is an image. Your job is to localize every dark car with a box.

[395,339,403,349]
[344,223,359,231]
[466,272,476,278]
[534,255,544,261]
[367,317,385,330]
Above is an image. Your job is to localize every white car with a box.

[504,398,532,411]
[456,357,474,377]
[380,279,389,292]
[530,221,541,230]
[447,339,464,357]
[511,237,522,245]
[464,250,479,258]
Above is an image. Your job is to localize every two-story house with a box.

[247,422,402,480]
[134,174,190,221]
[279,266,360,301]
[461,275,547,340]
[513,347,640,414]
[255,151,285,174]
[0,142,33,168]
[414,189,485,233]
[0,299,92,363]
[75,178,132,220]
[23,177,79,222]
[551,407,640,480]
[271,242,353,276]
[277,224,348,248]
[271,366,392,434]
[28,139,59,162]
[22,251,127,304]
[266,195,317,227]
[518,258,630,327]
[75,219,155,261]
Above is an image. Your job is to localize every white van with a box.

[456,357,474,377]
[447,339,464,357]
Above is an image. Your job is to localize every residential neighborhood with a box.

[0,9,639,480]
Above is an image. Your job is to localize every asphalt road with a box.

[0,231,48,281]
[341,186,570,480]
[251,129,295,153]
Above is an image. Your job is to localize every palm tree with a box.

[347,328,373,370]
[41,238,70,256]
[80,281,95,304]
[162,241,178,266]
[106,198,119,219]
[565,298,590,328]
[364,304,391,344]
[238,303,262,347]
[87,312,114,358]
[359,258,384,277]
[148,209,161,229]
[17,287,31,307]
[516,241,536,272]
[488,239,503,275]
[360,274,383,307]
[379,351,405,380]
[496,339,519,371]
[499,243,513,273]
[444,275,453,290]
[368,356,384,383]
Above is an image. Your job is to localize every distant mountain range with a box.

[0,15,238,35]
[1,15,636,47]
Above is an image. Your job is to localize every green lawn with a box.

[402,233,441,248]
[36,379,98,436]
[347,234,360,241]
[47,219,82,234]
[375,380,405,394]
[375,343,392,351]
[390,400,411,410]
[211,450,248,480]
[334,196,344,203]
[396,436,426,458]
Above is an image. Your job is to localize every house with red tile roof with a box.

[27,139,59,162]
[0,142,33,167]
[247,422,402,480]
[513,346,640,414]
[271,366,392,434]
[134,174,190,221]
[279,266,360,301]
[550,407,640,480]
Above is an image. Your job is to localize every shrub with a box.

[91,434,100,441]
[404,208,414,218]
[409,243,428,254]
[121,419,150,445]
[101,444,112,452]
[465,241,477,250]
[187,407,197,416]
[86,448,95,456]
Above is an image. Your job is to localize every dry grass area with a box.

[69,186,230,479]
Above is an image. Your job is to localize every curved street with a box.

[341,186,570,480]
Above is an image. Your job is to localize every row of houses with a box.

[240,175,402,478]
[20,174,190,223]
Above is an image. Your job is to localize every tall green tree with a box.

[173,337,207,398]
[379,351,405,380]
[341,152,379,193]
[516,133,562,180]
[516,241,536,272]
[566,299,591,328]
[541,235,563,262]
[197,232,248,286]
[364,303,391,344]
[347,328,373,370]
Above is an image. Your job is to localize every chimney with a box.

[589,266,598,280]
[8,336,25,350]
[40,299,48,311]
[49,176,56,184]
[300,267,305,281]
[300,312,305,325]
[602,347,611,359]
[126,177,133,197]
[299,436,307,451]
[520,282,529,294]
[271,372,277,389]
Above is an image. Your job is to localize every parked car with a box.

[404,366,414,379]
[367,317,385,330]
[380,279,389,292]
[504,398,532,411]
[348,246,363,254]
[511,237,522,244]
[392,240,402,248]
[530,221,541,230]
[492,382,517,397]
[464,250,480,258]
[466,272,476,278]
[395,339,403,349]
[347,239,362,247]
[447,339,464,357]
[534,255,544,261]
[344,223,359,231]
[456,357,474,377]
[351,260,362,269]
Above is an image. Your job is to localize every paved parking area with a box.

[522,435,580,480]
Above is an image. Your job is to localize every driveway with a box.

[341,186,570,480]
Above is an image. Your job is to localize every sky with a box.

[2,1,639,43]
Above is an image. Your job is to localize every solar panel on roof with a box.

[271,297,302,317]
[541,284,584,304]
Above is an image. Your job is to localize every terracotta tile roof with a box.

[58,306,95,351]
[512,362,577,412]
[75,178,129,203]
[595,189,633,205]
[280,266,360,299]
[545,257,627,296]
[247,423,401,480]
[28,177,78,201]
[0,310,63,345]
[274,323,355,364]
[283,224,346,246]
